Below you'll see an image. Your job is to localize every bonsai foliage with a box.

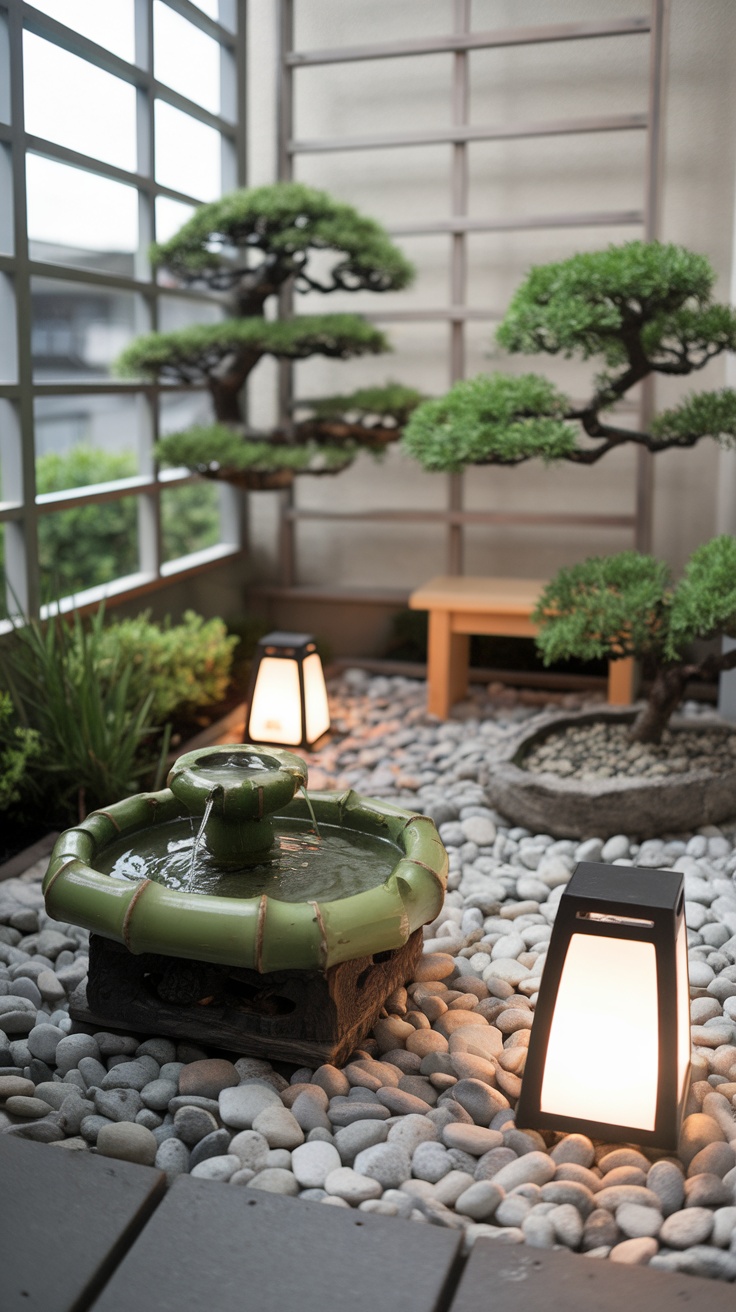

[402,241,736,471]
[533,536,736,744]
[115,182,415,478]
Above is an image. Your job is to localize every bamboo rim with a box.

[43,789,448,974]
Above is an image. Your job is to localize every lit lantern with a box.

[516,861,690,1150]
[244,631,330,750]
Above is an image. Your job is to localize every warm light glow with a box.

[248,657,302,746]
[540,933,659,1130]
[676,918,691,1103]
[303,652,330,745]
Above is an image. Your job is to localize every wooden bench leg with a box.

[607,656,636,705]
[426,611,470,717]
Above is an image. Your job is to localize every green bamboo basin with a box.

[43,781,448,975]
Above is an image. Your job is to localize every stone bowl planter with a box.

[486,706,736,840]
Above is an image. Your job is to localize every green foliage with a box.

[497,241,722,364]
[1,606,164,818]
[534,536,736,669]
[404,241,736,475]
[650,388,736,447]
[35,446,138,593]
[666,535,736,657]
[533,553,672,665]
[303,382,425,425]
[20,446,220,595]
[95,610,238,723]
[401,374,578,471]
[156,424,354,475]
[0,692,40,814]
[150,181,415,293]
[116,315,389,385]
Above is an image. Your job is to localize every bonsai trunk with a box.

[628,664,688,745]
[208,351,260,424]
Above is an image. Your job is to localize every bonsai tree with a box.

[401,241,736,471]
[115,182,418,483]
[532,535,736,744]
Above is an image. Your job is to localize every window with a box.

[0,0,245,621]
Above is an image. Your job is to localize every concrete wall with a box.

[243,0,736,655]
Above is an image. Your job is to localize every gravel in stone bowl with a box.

[524,719,736,781]
[1,672,735,1283]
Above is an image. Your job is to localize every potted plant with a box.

[115,182,418,488]
[486,537,736,838]
[401,240,736,473]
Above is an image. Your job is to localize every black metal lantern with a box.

[244,631,330,750]
[516,861,690,1150]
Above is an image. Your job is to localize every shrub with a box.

[95,610,238,724]
[0,692,40,814]
[533,536,736,743]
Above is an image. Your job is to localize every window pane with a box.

[154,2,221,116]
[27,156,138,276]
[189,0,221,19]
[155,100,220,201]
[0,273,17,384]
[159,390,213,437]
[31,278,143,382]
[158,295,223,332]
[161,482,221,563]
[24,33,137,172]
[34,395,143,482]
[38,497,140,596]
[30,0,135,62]
[155,196,196,246]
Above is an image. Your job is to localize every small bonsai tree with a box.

[115,183,418,482]
[532,535,736,744]
[402,241,736,471]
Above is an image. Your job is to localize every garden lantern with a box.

[516,862,690,1150]
[244,631,330,750]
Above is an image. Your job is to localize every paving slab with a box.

[0,1135,166,1312]
[450,1240,736,1312]
[90,1175,464,1312]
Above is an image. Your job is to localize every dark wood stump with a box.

[71,930,423,1066]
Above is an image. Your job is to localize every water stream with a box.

[186,792,216,891]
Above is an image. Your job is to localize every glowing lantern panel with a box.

[244,632,330,751]
[516,861,690,1150]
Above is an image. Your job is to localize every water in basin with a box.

[97,817,401,902]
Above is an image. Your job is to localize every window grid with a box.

[0,0,247,622]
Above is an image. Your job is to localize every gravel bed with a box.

[524,719,736,781]
[1,671,735,1283]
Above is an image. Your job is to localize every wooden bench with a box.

[409,575,636,718]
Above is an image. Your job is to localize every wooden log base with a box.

[70,930,424,1066]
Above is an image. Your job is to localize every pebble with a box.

[96,1122,157,1166]
[659,1206,715,1248]
[246,1168,300,1197]
[179,1059,239,1099]
[251,1105,304,1149]
[4,675,736,1283]
[219,1082,281,1130]
[291,1141,342,1188]
[324,1167,383,1204]
[190,1154,241,1182]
